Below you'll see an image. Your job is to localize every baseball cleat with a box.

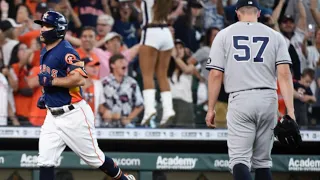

[124,174,136,180]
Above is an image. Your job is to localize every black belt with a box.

[143,24,169,29]
[49,105,75,116]
[232,87,274,94]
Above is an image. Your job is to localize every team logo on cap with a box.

[248,1,253,4]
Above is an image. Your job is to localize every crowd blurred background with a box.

[0,0,320,129]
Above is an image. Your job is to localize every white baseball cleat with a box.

[140,109,156,126]
[160,109,175,127]
[124,174,136,180]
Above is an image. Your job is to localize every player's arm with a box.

[276,32,295,119]
[205,30,225,128]
[52,70,86,88]
[207,69,223,112]
[277,64,295,119]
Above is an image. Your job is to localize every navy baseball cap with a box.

[236,0,260,10]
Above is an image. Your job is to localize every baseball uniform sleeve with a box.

[63,49,88,78]
[206,31,226,72]
[276,33,292,66]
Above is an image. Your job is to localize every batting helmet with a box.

[34,11,68,43]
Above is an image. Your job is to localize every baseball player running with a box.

[34,11,135,180]
[205,0,301,180]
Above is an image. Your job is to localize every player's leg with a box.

[58,101,135,180]
[139,28,159,125]
[227,92,256,180]
[38,112,66,180]
[156,27,175,126]
[252,91,278,180]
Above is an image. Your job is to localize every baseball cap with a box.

[36,2,49,13]
[188,0,203,8]
[280,14,295,23]
[83,57,100,66]
[236,0,260,10]
[0,18,22,31]
[174,39,185,47]
[104,32,122,42]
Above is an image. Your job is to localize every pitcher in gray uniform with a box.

[205,0,296,180]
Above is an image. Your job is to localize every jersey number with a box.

[233,36,269,62]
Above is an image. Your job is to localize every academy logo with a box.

[156,156,198,170]
[20,154,63,167]
[214,159,229,168]
[288,158,320,171]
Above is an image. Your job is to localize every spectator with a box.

[76,26,100,80]
[294,68,317,127]
[98,32,140,79]
[203,0,224,30]
[31,2,49,30]
[101,54,144,128]
[285,0,316,27]
[188,27,220,82]
[0,70,9,125]
[1,66,19,126]
[112,2,140,48]
[95,14,114,48]
[55,0,82,35]
[313,61,320,125]
[10,43,33,125]
[173,0,203,52]
[15,4,33,35]
[168,39,196,127]
[73,0,111,28]
[26,65,46,126]
[82,57,106,127]
[279,0,307,79]
[0,18,20,66]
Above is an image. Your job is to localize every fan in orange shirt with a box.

[10,43,33,124]
[76,26,101,80]
[26,66,47,126]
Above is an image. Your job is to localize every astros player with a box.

[205,0,295,180]
[34,11,135,180]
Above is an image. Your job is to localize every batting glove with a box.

[37,95,46,109]
[38,72,53,87]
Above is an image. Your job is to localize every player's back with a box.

[207,22,291,93]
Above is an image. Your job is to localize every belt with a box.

[231,87,274,94]
[143,24,169,29]
[48,104,75,116]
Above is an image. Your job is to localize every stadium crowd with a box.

[0,0,320,129]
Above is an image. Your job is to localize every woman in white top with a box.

[167,39,196,127]
[139,0,175,126]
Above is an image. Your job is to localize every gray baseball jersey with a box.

[206,22,292,93]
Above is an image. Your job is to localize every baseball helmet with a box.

[34,11,68,43]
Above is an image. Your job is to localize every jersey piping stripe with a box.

[206,65,225,72]
[276,60,292,65]
[80,107,104,165]
[141,0,148,45]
